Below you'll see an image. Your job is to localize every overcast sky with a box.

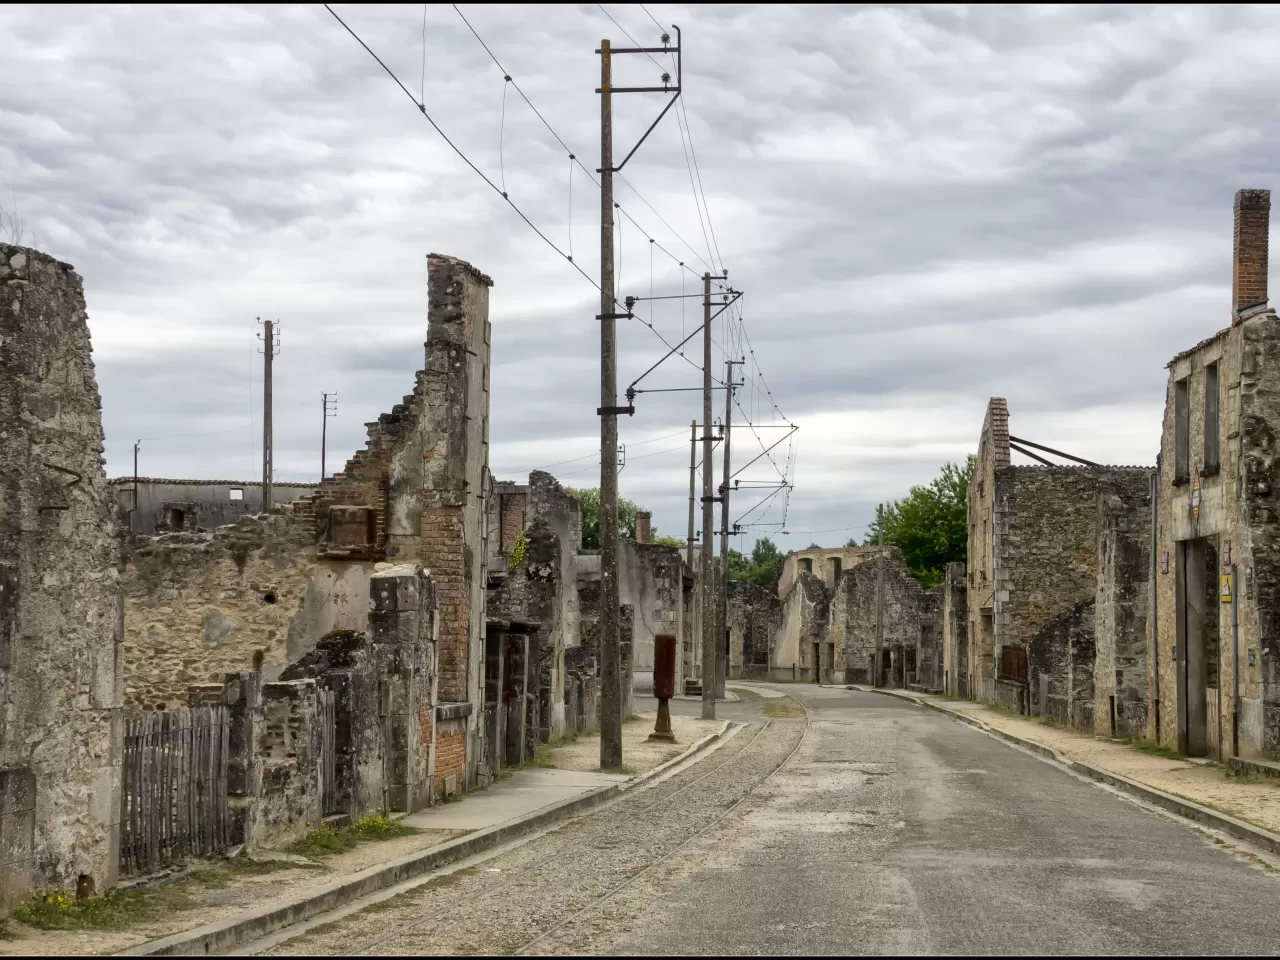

[4,4,1278,552]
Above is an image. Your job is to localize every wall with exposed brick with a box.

[420,254,493,790]
[0,243,123,906]
[966,398,1008,702]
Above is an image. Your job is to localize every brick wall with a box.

[500,494,525,554]
[433,724,466,796]
[424,505,469,702]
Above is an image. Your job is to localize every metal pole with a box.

[687,419,697,569]
[598,39,623,770]
[717,359,738,698]
[262,319,274,512]
[875,503,884,687]
[700,272,715,720]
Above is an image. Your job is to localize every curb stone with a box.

[863,686,1280,857]
[117,719,734,957]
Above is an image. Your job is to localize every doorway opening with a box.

[1177,536,1220,757]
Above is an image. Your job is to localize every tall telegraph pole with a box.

[596,25,682,767]
[700,273,716,720]
[258,319,280,512]
[717,358,740,698]
[597,38,623,770]
[321,392,338,480]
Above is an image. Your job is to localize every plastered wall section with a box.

[1153,309,1280,756]
[0,244,122,904]
[121,516,373,708]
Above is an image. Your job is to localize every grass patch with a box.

[11,884,196,931]
[1226,768,1264,785]
[728,687,763,701]
[623,713,644,724]
[286,814,418,859]
[762,697,805,719]
[1131,739,1182,761]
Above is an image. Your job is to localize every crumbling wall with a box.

[1094,481,1152,739]
[916,586,944,691]
[941,562,968,697]
[728,582,780,680]
[967,398,1008,701]
[419,254,493,791]
[120,515,374,708]
[835,548,920,687]
[775,571,829,682]
[1029,597,1096,729]
[113,479,317,535]
[0,243,122,905]
[993,466,1151,717]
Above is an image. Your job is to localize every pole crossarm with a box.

[624,288,738,397]
[596,26,682,174]
[729,424,797,481]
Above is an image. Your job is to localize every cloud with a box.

[2,3,1277,553]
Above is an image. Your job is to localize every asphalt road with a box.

[263,685,1280,956]
[620,684,1280,955]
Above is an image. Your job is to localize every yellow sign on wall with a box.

[1221,573,1233,603]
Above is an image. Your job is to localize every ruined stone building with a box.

[966,397,1152,734]
[724,542,952,691]
[1151,188,1280,760]
[119,252,494,815]
[0,243,123,906]
[939,561,968,698]
[486,472,695,739]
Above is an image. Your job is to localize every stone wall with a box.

[832,547,922,687]
[992,465,1151,721]
[941,562,968,697]
[966,398,1008,701]
[0,243,122,906]
[774,570,829,682]
[916,586,944,691]
[727,582,780,680]
[120,515,373,708]
[1094,481,1152,739]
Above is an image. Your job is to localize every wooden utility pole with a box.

[875,502,884,686]
[687,419,697,569]
[717,358,740,699]
[597,38,623,770]
[700,272,716,720]
[321,392,337,480]
[259,319,278,512]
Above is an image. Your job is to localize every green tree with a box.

[863,457,974,588]
[566,487,640,549]
[726,537,785,588]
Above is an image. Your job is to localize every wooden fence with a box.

[120,706,230,875]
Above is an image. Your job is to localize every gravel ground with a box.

[262,711,807,957]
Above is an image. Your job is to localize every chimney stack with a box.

[1233,188,1270,317]
[635,511,652,544]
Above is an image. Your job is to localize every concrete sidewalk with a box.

[401,768,628,831]
[862,685,1280,854]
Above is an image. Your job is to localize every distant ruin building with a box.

[0,244,123,906]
